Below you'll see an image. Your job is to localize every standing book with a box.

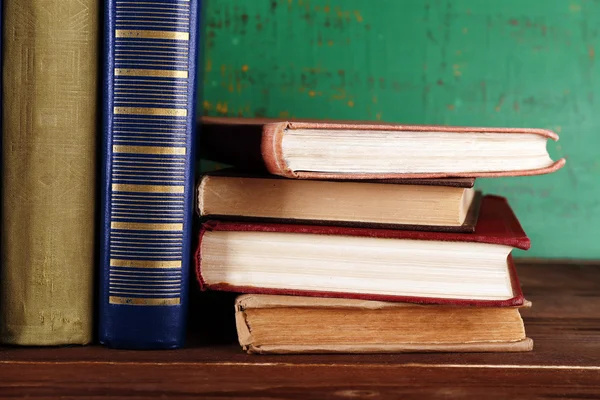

[99,0,200,349]
[1,0,98,345]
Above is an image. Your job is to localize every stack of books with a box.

[195,117,565,354]
[0,0,566,351]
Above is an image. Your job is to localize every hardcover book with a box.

[1,0,98,345]
[99,0,200,349]
[235,294,533,354]
[196,195,529,306]
[198,171,482,232]
[198,116,565,179]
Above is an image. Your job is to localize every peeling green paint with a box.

[199,0,594,259]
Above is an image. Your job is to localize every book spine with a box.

[1,0,98,345]
[99,0,199,349]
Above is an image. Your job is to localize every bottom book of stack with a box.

[196,195,533,354]
[234,294,533,354]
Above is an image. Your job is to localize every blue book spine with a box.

[99,0,200,349]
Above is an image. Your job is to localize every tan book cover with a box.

[235,294,533,354]
[1,0,98,345]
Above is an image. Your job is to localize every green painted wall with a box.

[199,0,596,259]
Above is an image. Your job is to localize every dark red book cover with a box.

[196,195,529,307]
[198,116,565,179]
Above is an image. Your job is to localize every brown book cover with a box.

[198,116,565,179]
[198,170,482,232]
[196,195,529,307]
[235,294,533,354]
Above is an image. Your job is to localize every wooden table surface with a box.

[1,262,599,399]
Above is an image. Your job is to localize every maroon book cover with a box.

[196,195,530,307]
[198,116,565,179]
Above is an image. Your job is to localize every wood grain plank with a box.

[1,362,599,399]
[0,262,599,398]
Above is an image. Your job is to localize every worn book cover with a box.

[98,0,200,349]
[196,195,529,307]
[198,171,482,232]
[1,0,98,345]
[235,294,533,354]
[198,116,565,179]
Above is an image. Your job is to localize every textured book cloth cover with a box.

[234,294,533,354]
[1,1,98,345]
[99,0,200,349]
[198,171,482,232]
[198,116,566,179]
[196,195,529,307]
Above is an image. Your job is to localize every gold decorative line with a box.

[109,258,183,265]
[113,142,187,147]
[114,102,188,108]
[116,25,190,31]
[109,296,181,306]
[114,106,187,116]
[112,192,184,198]
[115,30,189,41]
[113,117,188,124]
[110,232,183,237]
[114,143,186,153]
[111,178,185,184]
[109,254,184,260]
[114,68,188,78]
[110,221,183,231]
[114,63,189,69]
[113,142,187,148]
[115,46,189,53]
[115,79,189,85]
[112,184,184,194]
[110,259,182,268]
[113,155,186,161]
[113,145,186,155]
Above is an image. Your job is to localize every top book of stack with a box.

[198,117,565,179]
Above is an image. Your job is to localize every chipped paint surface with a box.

[200,0,595,259]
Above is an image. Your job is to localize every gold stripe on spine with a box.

[112,184,184,194]
[113,106,188,117]
[113,145,186,155]
[114,69,188,78]
[109,296,181,306]
[111,222,183,231]
[110,259,182,269]
[115,30,189,41]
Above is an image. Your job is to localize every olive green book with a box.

[1,0,98,345]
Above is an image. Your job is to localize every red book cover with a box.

[196,195,529,307]
[198,116,565,179]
